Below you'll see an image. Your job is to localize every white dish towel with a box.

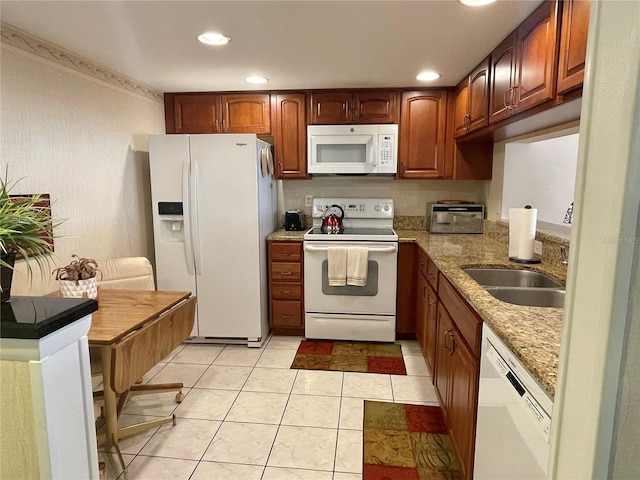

[347,246,368,287]
[328,246,347,286]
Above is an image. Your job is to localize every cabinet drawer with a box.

[439,274,482,357]
[270,242,302,261]
[271,301,302,327]
[271,263,302,281]
[271,282,302,300]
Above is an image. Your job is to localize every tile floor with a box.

[98,336,439,480]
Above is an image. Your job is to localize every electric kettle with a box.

[321,204,344,234]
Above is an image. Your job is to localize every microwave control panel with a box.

[378,135,396,167]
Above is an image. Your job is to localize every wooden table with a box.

[88,289,195,468]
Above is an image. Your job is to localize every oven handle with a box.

[304,244,397,253]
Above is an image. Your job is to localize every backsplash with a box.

[484,220,570,268]
[282,177,487,216]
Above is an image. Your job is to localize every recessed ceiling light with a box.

[245,76,269,84]
[460,0,496,6]
[416,71,440,81]
[197,32,231,46]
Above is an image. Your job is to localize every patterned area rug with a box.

[290,340,407,375]
[363,400,463,480]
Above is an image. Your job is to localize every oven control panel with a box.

[311,198,394,219]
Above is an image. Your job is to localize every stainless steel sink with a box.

[484,286,565,308]
[463,268,563,289]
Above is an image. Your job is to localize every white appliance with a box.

[474,323,553,479]
[307,124,398,175]
[303,197,398,341]
[148,134,275,347]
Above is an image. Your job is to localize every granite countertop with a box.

[1,296,98,339]
[267,227,565,398]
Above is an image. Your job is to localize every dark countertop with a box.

[267,227,565,398]
[1,296,98,340]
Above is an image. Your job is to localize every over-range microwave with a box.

[307,124,398,175]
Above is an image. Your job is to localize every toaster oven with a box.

[428,204,484,234]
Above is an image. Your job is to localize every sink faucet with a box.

[560,245,568,266]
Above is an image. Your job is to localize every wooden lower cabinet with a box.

[396,242,417,339]
[435,297,480,480]
[268,241,304,335]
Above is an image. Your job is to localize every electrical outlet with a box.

[304,195,313,207]
[534,240,543,256]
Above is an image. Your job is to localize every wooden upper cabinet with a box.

[489,32,518,124]
[170,94,222,134]
[221,94,271,134]
[308,90,400,124]
[398,90,448,179]
[273,93,307,179]
[165,93,270,134]
[454,58,490,138]
[489,1,560,124]
[557,0,590,94]
[515,0,560,112]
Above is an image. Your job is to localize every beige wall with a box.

[0,46,165,294]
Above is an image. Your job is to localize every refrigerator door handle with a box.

[190,158,203,274]
[182,161,195,275]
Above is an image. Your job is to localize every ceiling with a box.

[0,1,541,93]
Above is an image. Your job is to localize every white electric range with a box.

[303,197,398,342]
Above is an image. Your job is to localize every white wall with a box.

[551,0,640,478]
[502,134,579,225]
[1,46,165,294]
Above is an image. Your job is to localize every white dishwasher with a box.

[473,324,553,479]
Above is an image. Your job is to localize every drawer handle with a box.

[279,289,293,295]
[281,313,292,318]
[279,271,294,276]
[448,331,456,356]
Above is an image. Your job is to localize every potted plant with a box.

[52,255,101,300]
[0,175,63,303]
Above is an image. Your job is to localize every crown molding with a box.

[1,22,163,103]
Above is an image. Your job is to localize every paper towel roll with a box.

[509,207,538,260]
[517,208,537,260]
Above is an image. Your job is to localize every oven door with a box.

[303,241,398,315]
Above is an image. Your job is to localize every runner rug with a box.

[363,400,463,480]
[290,340,407,375]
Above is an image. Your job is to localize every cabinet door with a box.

[489,32,518,124]
[398,91,448,179]
[415,271,428,352]
[353,91,400,124]
[557,0,590,94]
[435,303,454,409]
[396,242,417,337]
[515,0,559,112]
[173,94,222,134]
[467,58,490,133]
[449,331,479,480]
[425,284,438,378]
[309,92,352,124]
[274,93,307,179]
[221,94,271,134]
[453,78,470,139]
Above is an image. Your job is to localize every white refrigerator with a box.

[148,134,276,346]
